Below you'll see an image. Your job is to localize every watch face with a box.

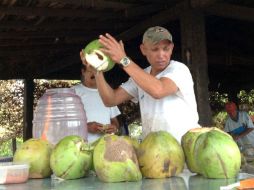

[121,57,130,67]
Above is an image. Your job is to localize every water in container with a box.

[33,88,87,145]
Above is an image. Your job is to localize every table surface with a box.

[1,169,254,190]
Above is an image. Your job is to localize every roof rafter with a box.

[205,3,254,22]
[42,0,134,9]
[0,5,118,18]
[117,2,185,41]
[190,0,222,8]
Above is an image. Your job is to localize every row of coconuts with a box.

[13,127,241,182]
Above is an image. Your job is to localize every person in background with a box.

[224,101,254,153]
[72,64,121,143]
[80,26,199,143]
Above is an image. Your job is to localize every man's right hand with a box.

[87,122,103,134]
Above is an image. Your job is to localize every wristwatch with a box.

[119,56,131,67]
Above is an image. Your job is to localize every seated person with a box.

[224,101,254,155]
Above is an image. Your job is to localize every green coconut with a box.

[93,134,142,182]
[13,138,53,178]
[82,39,115,72]
[181,127,211,173]
[182,127,241,179]
[137,131,185,178]
[50,135,93,180]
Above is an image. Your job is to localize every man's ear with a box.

[170,42,174,51]
[81,68,85,76]
[140,44,146,56]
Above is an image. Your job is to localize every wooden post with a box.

[12,138,16,155]
[23,78,34,140]
[180,9,213,126]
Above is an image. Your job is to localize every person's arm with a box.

[233,128,254,140]
[95,71,132,106]
[121,61,178,99]
[98,33,178,99]
[233,113,254,140]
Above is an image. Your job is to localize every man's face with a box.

[82,67,96,87]
[140,40,174,73]
[225,103,237,118]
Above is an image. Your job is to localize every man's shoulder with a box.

[239,111,249,116]
[71,83,88,95]
[72,83,82,89]
[164,60,191,77]
[169,60,189,69]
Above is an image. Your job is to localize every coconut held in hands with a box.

[82,39,115,72]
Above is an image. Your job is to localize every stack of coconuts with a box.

[13,127,241,183]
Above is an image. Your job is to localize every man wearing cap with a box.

[80,26,199,143]
[224,101,254,152]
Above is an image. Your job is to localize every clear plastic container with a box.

[0,162,30,184]
[33,88,87,145]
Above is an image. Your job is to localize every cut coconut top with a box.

[85,50,109,71]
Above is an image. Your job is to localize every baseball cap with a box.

[142,26,173,44]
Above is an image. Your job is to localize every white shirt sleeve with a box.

[110,106,121,118]
[244,112,254,128]
[164,62,194,96]
[224,117,231,132]
[120,77,139,103]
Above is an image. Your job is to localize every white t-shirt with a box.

[224,111,254,147]
[72,84,121,142]
[121,60,199,143]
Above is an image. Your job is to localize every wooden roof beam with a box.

[205,3,254,22]
[0,47,77,57]
[0,31,92,39]
[117,2,185,41]
[190,0,222,9]
[0,19,134,30]
[36,54,81,78]
[40,0,133,9]
[0,5,117,18]
[123,4,172,18]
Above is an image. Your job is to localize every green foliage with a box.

[0,138,23,157]
[209,91,228,112]
[33,79,79,107]
[118,101,141,125]
[0,80,24,141]
[238,89,254,109]
[212,111,228,130]
[209,90,254,112]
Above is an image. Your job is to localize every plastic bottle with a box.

[32,88,87,145]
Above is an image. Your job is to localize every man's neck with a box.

[231,111,239,122]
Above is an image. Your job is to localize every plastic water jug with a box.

[32,88,87,145]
